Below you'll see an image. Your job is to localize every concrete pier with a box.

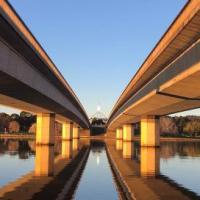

[73,126,80,139]
[116,128,123,140]
[141,116,160,147]
[123,124,134,142]
[36,113,55,145]
[62,122,73,140]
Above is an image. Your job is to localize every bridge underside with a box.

[109,39,200,130]
[108,1,200,132]
[0,1,89,129]
[0,70,86,126]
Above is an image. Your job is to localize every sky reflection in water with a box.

[160,142,200,195]
[73,141,118,200]
[0,139,35,187]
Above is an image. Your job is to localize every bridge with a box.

[107,0,200,147]
[0,1,90,145]
[1,1,200,199]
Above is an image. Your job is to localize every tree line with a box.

[0,111,35,133]
[160,116,200,137]
[1,111,200,136]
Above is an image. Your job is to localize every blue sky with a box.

[3,0,199,117]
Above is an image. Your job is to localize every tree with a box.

[183,120,200,136]
[10,113,20,121]
[0,113,10,132]
[19,111,36,132]
[9,121,20,133]
[160,116,178,135]
[174,116,189,134]
[29,123,36,134]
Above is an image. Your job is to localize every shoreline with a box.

[0,133,35,139]
[1,133,200,142]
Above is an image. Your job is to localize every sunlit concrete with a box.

[140,147,160,177]
[116,140,123,150]
[141,116,160,147]
[35,145,54,176]
[36,113,55,145]
[116,128,123,140]
[61,140,72,159]
[123,124,134,141]
[62,122,73,140]
[122,141,134,159]
[72,126,80,139]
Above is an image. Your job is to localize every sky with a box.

[2,0,199,117]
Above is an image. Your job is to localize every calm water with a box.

[0,139,35,187]
[0,139,200,199]
[123,141,200,198]
[73,141,119,200]
[160,142,200,196]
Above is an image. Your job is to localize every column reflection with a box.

[72,139,79,151]
[35,145,55,176]
[140,147,160,178]
[62,140,72,159]
[122,141,134,159]
[116,140,123,150]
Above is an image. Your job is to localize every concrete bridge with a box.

[107,0,200,147]
[0,1,90,144]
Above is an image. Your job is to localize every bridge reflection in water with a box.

[35,145,54,176]
[108,140,200,200]
[140,147,160,178]
[0,139,200,199]
[0,139,90,200]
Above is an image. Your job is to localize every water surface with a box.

[73,141,119,200]
[160,141,200,196]
[0,139,35,187]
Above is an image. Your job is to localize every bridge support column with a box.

[73,126,80,139]
[62,122,73,140]
[141,116,160,147]
[123,124,134,141]
[116,128,123,140]
[36,113,55,145]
